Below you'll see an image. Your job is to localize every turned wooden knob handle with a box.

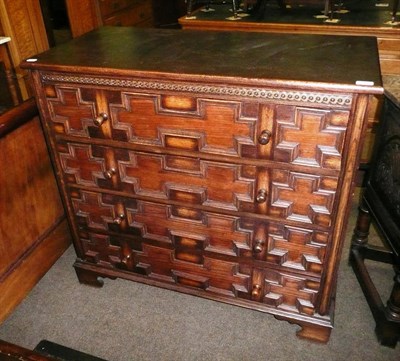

[113,213,125,225]
[258,130,272,145]
[252,284,262,298]
[253,239,265,253]
[256,189,267,203]
[122,253,132,264]
[104,167,116,179]
[94,112,108,126]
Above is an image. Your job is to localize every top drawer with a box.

[43,83,352,170]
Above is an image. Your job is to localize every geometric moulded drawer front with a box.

[239,218,328,275]
[79,229,322,316]
[269,169,338,228]
[62,142,339,225]
[46,85,349,169]
[45,85,259,157]
[272,105,349,170]
[71,189,328,276]
[79,231,253,299]
[60,142,257,211]
[262,268,320,316]
[80,228,321,316]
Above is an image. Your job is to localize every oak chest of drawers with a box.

[22,27,382,343]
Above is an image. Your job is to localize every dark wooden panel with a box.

[0,100,71,323]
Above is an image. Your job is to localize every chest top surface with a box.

[22,26,382,93]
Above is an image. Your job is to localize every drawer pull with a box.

[104,167,116,179]
[256,189,267,203]
[253,239,265,253]
[113,213,125,225]
[94,112,108,126]
[252,284,262,298]
[258,130,272,145]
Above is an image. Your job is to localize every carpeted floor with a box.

[0,191,398,361]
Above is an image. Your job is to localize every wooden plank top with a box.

[21,26,382,93]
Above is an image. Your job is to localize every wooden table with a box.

[350,75,400,348]
[179,2,400,76]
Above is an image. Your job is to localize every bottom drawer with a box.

[79,231,321,316]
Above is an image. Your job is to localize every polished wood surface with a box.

[0,99,71,323]
[22,26,382,89]
[23,27,382,343]
[0,97,37,136]
[179,3,400,76]
[65,0,101,38]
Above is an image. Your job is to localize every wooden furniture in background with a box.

[351,76,400,348]
[65,0,155,38]
[0,99,71,324]
[0,36,21,108]
[63,0,101,39]
[179,6,400,77]
[179,5,400,170]
[152,0,187,28]
[0,0,50,101]
[98,0,154,27]
[0,0,158,99]
[65,0,155,39]
[23,26,382,343]
[392,0,399,22]
[186,0,241,18]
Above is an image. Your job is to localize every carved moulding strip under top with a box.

[41,73,353,107]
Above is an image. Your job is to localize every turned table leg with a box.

[351,199,371,250]
[376,268,400,347]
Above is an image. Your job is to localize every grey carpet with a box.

[0,193,398,361]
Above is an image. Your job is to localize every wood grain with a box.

[0,100,71,323]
